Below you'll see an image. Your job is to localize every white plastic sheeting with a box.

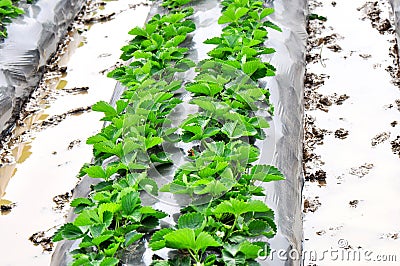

[0,0,86,137]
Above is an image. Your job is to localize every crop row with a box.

[53,0,284,265]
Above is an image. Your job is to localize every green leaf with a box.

[99,203,120,221]
[191,98,231,115]
[149,228,173,251]
[145,136,163,149]
[260,8,274,19]
[204,37,221,45]
[104,242,120,257]
[221,121,245,139]
[74,209,100,226]
[214,199,248,216]
[251,165,285,182]
[248,219,269,235]
[138,178,159,196]
[264,21,282,32]
[84,165,107,179]
[178,213,205,231]
[222,249,246,265]
[100,257,119,266]
[128,26,147,36]
[164,228,196,250]
[242,60,262,76]
[121,191,139,216]
[213,199,270,216]
[70,198,93,208]
[89,223,106,238]
[92,101,117,119]
[238,241,262,259]
[186,82,224,96]
[195,231,221,252]
[125,232,144,246]
[218,7,249,24]
[247,200,271,212]
[150,152,172,164]
[60,223,84,240]
[92,231,114,246]
[86,134,108,144]
[165,35,186,48]
[204,254,217,266]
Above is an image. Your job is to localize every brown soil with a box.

[349,163,374,177]
[0,202,16,215]
[390,136,400,157]
[29,231,54,252]
[371,132,391,146]
[64,86,90,94]
[304,197,322,213]
[53,191,72,211]
[358,1,394,34]
[38,106,92,129]
[334,128,349,139]
[349,200,359,208]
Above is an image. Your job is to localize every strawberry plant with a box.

[53,0,197,264]
[54,0,285,265]
[0,0,24,38]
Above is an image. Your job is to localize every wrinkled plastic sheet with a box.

[51,0,307,265]
[262,0,307,265]
[390,0,400,60]
[0,0,86,137]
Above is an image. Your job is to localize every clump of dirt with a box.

[391,121,398,127]
[304,115,329,146]
[29,231,53,252]
[304,75,349,112]
[304,197,321,213]
[0,202,16,215]
[349,200,359,208]
[381,232,399,240]
[334,128,349,139]
[83,1,150,23]
[371,132,390,146]
[335,94,349,105]
[53,191,72,211]
[350,163,374,177]
[387,44,400,87]
[396,99,400,112]
[64,86,89,94]
[304,6,333,183]
[390,136,400,157]
[306,169,327,182]
[358,1,393,34]
[305,73,329,88]
[38,106,92,128]
[327,44,342,52]
[83,12,116,23]
[359,53,372,59]
[359,2,400,86]
[68,139,82,150]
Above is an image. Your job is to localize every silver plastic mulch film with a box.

[390,0,400,60]
[261,0,307,265]
[0,0,86,137]
[51,0,308,265]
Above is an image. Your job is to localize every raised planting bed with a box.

[51,0,306,265]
